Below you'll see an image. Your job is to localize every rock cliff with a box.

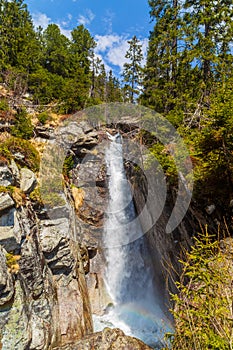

[0,114,220,349]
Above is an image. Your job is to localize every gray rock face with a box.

[20,168,37,193]
[0,193,14,212]
[0,247,14,306]
[0,166,14,187]
[40,223,75,274]
[0,199,93,350]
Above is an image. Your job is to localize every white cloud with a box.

[77,9,95,26]
[141,38,149,66]
[32,12,51,29]
[95,34,120,52]
[32,12,72,38]
[94,53,112,73]
[102,10,114,34]
[107,39,129,71]
[95,34,148,73]
[59,27,72,38]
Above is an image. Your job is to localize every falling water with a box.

[93,133,172,349]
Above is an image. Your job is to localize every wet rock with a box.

[0,165,14,187]
[0,193,14,212]
[0,246,14,306]
[20,168,37,194]
[53,327,153,350]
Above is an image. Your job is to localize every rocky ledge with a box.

[54,327,153,350]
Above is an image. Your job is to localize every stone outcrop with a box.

[0,193,14,212]
[53,327,153,350]
[0,165,14,187]
[20,167,37,193]
[0,155,93,349]
[0,246,14,306]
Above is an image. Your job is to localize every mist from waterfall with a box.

[93,133,172,349]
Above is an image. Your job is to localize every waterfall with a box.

[93,133,172,349]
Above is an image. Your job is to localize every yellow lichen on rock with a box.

[71,186,85,211]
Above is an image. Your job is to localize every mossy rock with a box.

[0,137,40,172]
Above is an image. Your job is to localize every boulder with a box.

[20,168,37,194]
[53,328,153,350]
[9,159,20,185]
[0,207,15,226]
[0,226,20,251]
[0,193,14,212]
[0,165,14,187]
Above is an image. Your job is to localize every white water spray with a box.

[94,133,172,349]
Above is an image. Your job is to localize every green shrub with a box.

[11,108,33,139]
[167,229,233,350]
[37,111,51,125]
[0,137,40,172]
[63,155,74,177]
[0,98,9,111]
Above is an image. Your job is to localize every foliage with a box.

[0,0,122,112]
[0,98,9,111]
[167,229,233,350]
[11,108,34,139]
[122,36,144,103]
[37,111,51,125]
[0,186,25,206]
[147,142,178,184]
[0,137,40,172]
[63,154,74,178]
[29,187,43,205]
[5,252,21,274]
[143,0,233,120]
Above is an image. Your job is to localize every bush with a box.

[11,108,33,139]
[0,137,40,172]
[37,111,51,125]
[63,154,74,178]
[0,98,9,111]
[167,229,233,350]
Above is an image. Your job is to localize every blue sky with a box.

[25,0,153,76]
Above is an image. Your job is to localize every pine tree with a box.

[143,0,233,125]
[106,71,122,102]
[42,24,70,78]
[183,0,233,95]
[142,0,181,114]
[122,36,143,103]
[0,0,40,72]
